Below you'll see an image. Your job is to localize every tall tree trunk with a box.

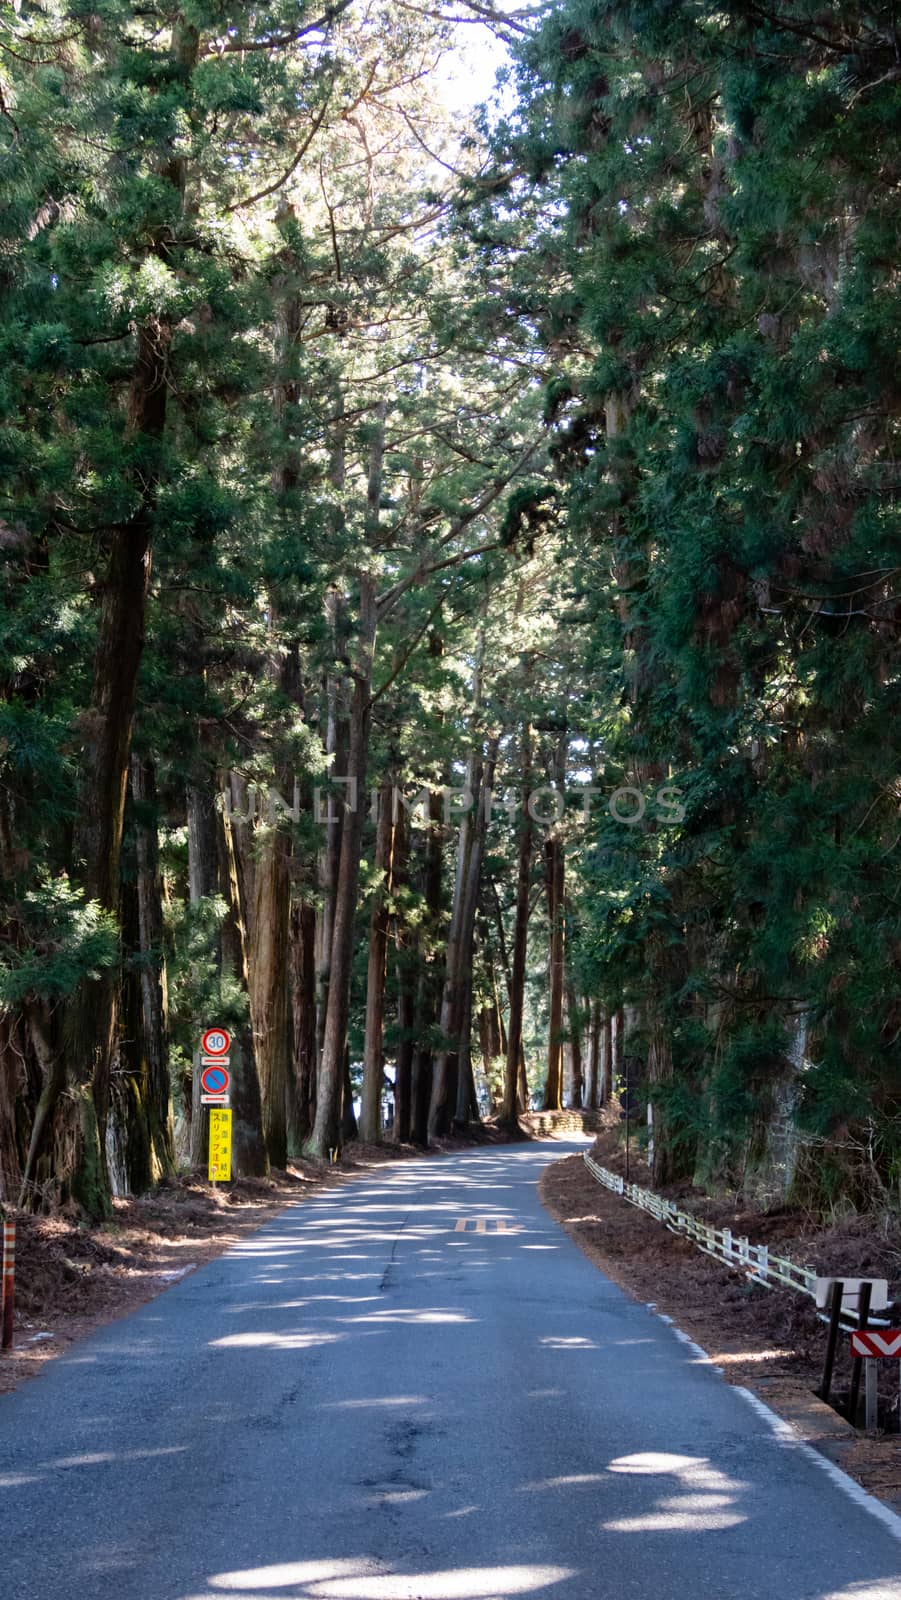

[585,998,602,1110]
[131,754,176,1178]
[542,735,566,1112]
[456,971,478,1127]
[360,780,396,1143]
[429,752,479,1136]
[288,899,317,1154]
[53,321,172,1218]
[307,403,385,1159]
[599,1010,612,1106]
[316,591,349,1065]
[543,844,565,1111]
[341,1048,358,1144]
[613,1006,624,1089]
[566,984,583,1109]
[434,735,497,1133]
[308,612,373,1158]
[411,785,444,1146]
[248,821,291,1168]
[187,783,219,1169]
[217,796,269,1177]
[392,801,415,1144]
[502,724,532,1124]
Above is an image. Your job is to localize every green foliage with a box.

[0,877,119,1004]
[487,0,901,1205]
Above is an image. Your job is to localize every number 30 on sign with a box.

[208,1107,233,1183]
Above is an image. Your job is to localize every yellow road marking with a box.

[453,1217,517,1234]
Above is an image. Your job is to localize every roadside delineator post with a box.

[2,1217,15,1351]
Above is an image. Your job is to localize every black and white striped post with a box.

[2,1216,15,1351]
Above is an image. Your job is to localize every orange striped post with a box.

[2,1217,15,1350]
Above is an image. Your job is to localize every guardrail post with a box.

[758,1244,769,1284]
[817,1279,843,1405]
[723,1227,732,1261]
[847,1281,873,1425]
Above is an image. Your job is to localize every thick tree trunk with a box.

[360,781,396,1143]
[131,755,176,1178]
[187,783,219,1169]
[392,804,414,1144]
[613,1006,624,1087]
[308,405,385,1161]
[478,1004,500,1109]
[110,866,152,1199]
[543,833,565,1111]
[542,736,566,1112]
[53,321,171,1218]
[288,899,317,1154]
[502,726,532,1124]
[432,736,496,1134]
[599,1010,612,1105]
[456,973,478,1127]
[248,823,291,1168]
[429,734,480,1137]
[566,984,583,1110]
[216,796,269,1177]
[585,999,602,1110]
[316,591,349,1066]
[307,574,378,1159]
[411,786,444,1146]
[341,1049,358,1143]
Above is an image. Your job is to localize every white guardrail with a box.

[581,1151,892,1327]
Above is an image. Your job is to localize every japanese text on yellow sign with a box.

[208,1107,232,1182]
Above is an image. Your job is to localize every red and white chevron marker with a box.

[850,1329,901,1358]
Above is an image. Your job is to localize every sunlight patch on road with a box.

[603,1506,744,1532]
[206,1560,577,1597]
[340,1308,472,1325]
[539,1335,598,1350]
[210,1331,345,1350]
[320,1394,428,1410]
[362,1488,429,1505]
[602,1452,748,1534]
[44,1445,189,1469]
[816,1585,901,1599]
[519,1474,606,1491]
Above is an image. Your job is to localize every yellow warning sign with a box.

[208,1107,233,1182]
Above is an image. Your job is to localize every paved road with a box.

[2,1140,900,1600]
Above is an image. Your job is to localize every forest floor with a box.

[0,1128,512,1397]
[541,1113,901,1514]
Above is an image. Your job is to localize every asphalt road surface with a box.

[3,1139,901,1600]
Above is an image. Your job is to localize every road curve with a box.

[2,1140,900,1600]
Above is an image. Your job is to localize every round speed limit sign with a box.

[201,1026,231,1057]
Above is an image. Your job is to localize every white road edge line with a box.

[646,1302,901,1543]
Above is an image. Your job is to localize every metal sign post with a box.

[198,1029,232,1181]
[849,1328,901,1433]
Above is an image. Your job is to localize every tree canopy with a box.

[1,0,899,1217]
